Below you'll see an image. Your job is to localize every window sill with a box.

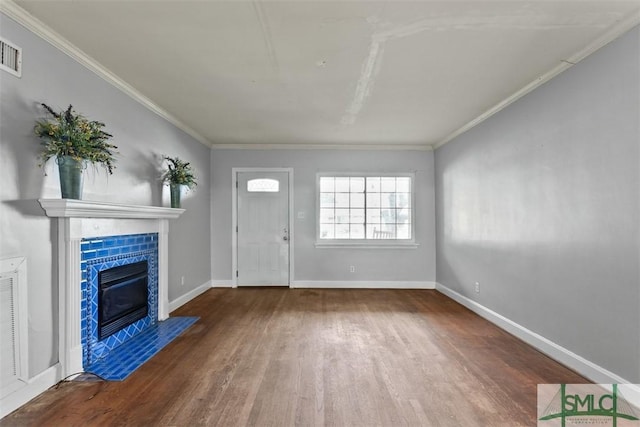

[314,241,419,249]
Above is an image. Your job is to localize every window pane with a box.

[366,208,381,223]
[350,209,364,224]
[381,225,396,239]
[381,209,396,223]
[381,177,395,192]
[320,224,334,239]
[381,193,395,208]
[350,224,365,239]
[320,177,334,192]
[320,193,334,208]
[350,177,365,192]
[335,177,350,192]
[367,192,380,207]
[397,224,410,239]
[397,208,411,225]
[320,208,335,223]
[396,193,410,209]
[247,178,279,192]
[396,177,411,192]
[335,193,350,208]
[335,224,350,239]
[366,177,380,192]
[370,225,395,239]
[350,193,364,208]
[335,209,350,224]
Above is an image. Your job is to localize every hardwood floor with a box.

[1,289,587,426]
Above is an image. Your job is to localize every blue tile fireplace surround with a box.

[38,199,196,381]
[81,233,159,367]
[80,233,197,380]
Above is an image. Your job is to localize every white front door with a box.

[237,171,290,286]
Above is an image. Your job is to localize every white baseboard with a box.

[211,280,234,288]
[291,281,436,289]
[0,363,61,419]
[168,280,212,312]
[435,283,638,388]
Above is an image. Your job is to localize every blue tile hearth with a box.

[85,316,198,381]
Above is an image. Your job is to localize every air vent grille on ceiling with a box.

[0,37,22,77]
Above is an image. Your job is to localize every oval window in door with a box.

[247,178,280,192]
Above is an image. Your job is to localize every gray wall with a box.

[435,27,639,382]
[0,14,211,376]
[211,149,436,283]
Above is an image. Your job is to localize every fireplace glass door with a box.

[98,260,149,339]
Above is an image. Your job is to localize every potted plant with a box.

[34,103,117,199]
[161,155,197,208]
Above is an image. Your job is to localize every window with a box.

[318,174,413,243]
[247,178,279,192]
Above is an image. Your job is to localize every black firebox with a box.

[98,260,149,340]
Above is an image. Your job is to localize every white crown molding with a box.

[210,143,433,151]
[6,0,637,153]
[0,0,212,148]
[434,11,640,149]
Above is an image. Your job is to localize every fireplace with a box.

[98,260,149,340]
[38,199,186,378]
[38,199,198,381]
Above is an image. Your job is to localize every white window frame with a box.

[315,172,418,249]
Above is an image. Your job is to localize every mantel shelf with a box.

[38,199,185,219]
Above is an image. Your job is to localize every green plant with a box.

[34,103,118,173]
[162,156,197,189]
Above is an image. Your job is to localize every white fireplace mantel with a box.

[38,198,185,219]
[38,199,184,377]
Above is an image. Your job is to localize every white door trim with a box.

[232,167,294,288]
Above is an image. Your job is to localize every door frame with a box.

[231,167,294,288]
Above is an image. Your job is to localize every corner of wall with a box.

[435,283,637,386]
[0,364,62,419]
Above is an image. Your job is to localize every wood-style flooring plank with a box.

[1,289,588,426]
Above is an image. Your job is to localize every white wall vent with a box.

[0,37,22,78]
[0,257,28,399]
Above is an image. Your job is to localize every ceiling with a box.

[10,1,640,149]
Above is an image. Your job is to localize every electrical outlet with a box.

[349,265,355,273]
[181,276,185,286]
[475,282,480,293]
